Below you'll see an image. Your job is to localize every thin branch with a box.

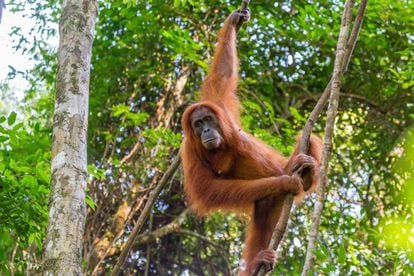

[177,229,223,250]
[299,91,380,110]
[255,0,368,275]
[120,138,142,164]
[236,0,251,32]
[241,0,250,10]
[110,155,181,276]
[134,209,190,245]
[144,212,153,276]
[299,0,368,153]
[240,86,281,135]
[301,0,359,274]
[10,242,18,276]
[343,0,368,72]
[91,196,147,275]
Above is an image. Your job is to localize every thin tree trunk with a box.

[254,0,368,275]
[43,1,98,275]
[301,1,356,274]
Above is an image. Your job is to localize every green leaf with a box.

[388,68,400,78]
[88,164,106,180]
[13,122,24,131]
[0,125,7,133]
[28,233,35,244]
[15,166,32,173]
[22,175,38,187]
[36,161,51,184]
[9,159,17,170]
[125,112,149,126]
[289,106,305,123]
[7,111,17,126]
[112,104,130,117]
[0,116,6,123]
[86,195,96,210]
[338,243,346,264]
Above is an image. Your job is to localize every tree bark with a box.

[134,209,189,245]
[301,0,355,274]
[43,1,98,275]
[254,0,368,275]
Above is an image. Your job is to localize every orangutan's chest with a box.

[209,153,278,179]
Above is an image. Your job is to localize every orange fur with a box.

[181,12,323,275]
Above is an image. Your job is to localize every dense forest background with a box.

[0,0,413,275]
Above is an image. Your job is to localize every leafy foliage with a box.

[0,111,51,274]
[1,0,413,274]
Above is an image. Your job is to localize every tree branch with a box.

[254,0,368,275]
[241,0,250,10]
[134,209,190,245]
[110,155,181,275]
[299,91,380,111]
[301,0,365,274]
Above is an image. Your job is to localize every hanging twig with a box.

[111,155,181,276]
[254,0,368,275]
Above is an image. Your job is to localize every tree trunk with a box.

[43,1,98,275]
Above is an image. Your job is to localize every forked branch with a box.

[254,0,367,275]
[301,1,367,274]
